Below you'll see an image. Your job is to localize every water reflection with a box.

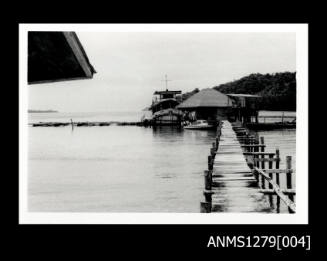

[152,125,183,136]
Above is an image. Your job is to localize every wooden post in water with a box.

[261,159,265,189]
[286,156,294,213]
[275,149,280,213]
[208,155,213,171]
[200,202,211,213]
[70,119,74,131]
[204,170,212,190]
[268,153,274,206]
[260,137,265,153]
[275,149,280,183]
[286,156,292,190]
[210,148,215,158]
[203,169,212,212]
[212,142,216,152]
[260,137,265,169]
[215,137,219,151]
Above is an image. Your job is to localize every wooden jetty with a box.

[200,120,296,213]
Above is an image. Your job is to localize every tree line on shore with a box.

[181,72,296,111]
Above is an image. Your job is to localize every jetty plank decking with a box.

[200,120,296,213]
[211,121,273,213]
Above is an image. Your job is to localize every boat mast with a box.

[162,74,172,90]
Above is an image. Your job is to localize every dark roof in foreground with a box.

[176,88,232,109]
[28,32,96,84]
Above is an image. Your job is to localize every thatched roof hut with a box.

[176,88,232,109]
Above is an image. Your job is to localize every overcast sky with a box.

[28,32,296,112]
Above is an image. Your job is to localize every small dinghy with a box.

[183,120,214,130]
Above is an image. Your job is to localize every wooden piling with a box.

[285,156,295,213]
[210,148,215,158]
[275,149,281,213]
[200,202,211,213]
[208,155,213,171]
[268,154,273,183]
[260,137,264,152]
[204,170,212,190]
[70,119,74,130]
[212,142,216,151]
[261,165,265,189]
[204,190,213,203]
[275,149,280,185]
[286,156,292,189]
[268,153,274,206]
[286,156,294,212]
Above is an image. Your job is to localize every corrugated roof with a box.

[176,88,232,109]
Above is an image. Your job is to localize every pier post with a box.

[212,142,216,152]
[259,137,265,169]
[275,149,281,213]
[286,156,295,213]
[210,148,215,158]
[260,137,264,153]
[268,154,274,183]
[215,137,219,150]
[203,170,213,210]
[208,155,213,171]
[70,119,74,131]
[275,149,280,183]
[268,153,274,206]
[200,202,211,213]
[286,156,292,189]
[204,170,212,190]
[286,155,294,204]
[261,164,265,189]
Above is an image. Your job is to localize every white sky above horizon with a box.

[28,32,296,112]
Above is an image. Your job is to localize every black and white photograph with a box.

[19,24,308,224]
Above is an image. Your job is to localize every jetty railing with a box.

[200,120,296,213]
[258,114,296,123]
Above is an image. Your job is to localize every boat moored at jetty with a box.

[183,120,215,130]
[142,88,183,126]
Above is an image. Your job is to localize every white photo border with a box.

[19,23,308,224]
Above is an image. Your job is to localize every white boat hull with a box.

[184,125,214,130]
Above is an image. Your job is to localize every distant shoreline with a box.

[28,110,58,113]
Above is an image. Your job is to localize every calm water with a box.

[28,111,296,212]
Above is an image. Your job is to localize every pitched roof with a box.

[176,88,232,109]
